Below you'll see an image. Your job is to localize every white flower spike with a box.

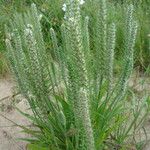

[62,3,67,12]
[62,0,85,12]
[80,0,85,5]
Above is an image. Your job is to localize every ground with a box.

[0,76,30,150]
[0,74,149,150]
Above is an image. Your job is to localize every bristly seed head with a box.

[62,0,85,12]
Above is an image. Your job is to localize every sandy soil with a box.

[0,77,30,150]
[0,75,149,150]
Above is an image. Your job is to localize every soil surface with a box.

[0,74,149,150]
[0,76,30,150]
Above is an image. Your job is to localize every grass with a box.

[4,1,150,149]
[0,0,150,76]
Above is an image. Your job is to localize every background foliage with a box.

[0,0,150,76]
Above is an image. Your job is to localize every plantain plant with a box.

[5,0,150,149]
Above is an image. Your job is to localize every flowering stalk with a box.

[93,0,107,95]
[63,0,95,149]
[106,23,116,94]
[117,5,138,98]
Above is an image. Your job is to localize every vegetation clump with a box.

[5,0,150,149]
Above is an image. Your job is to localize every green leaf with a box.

[26,144,49,150]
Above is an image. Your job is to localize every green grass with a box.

[4,1,150,149]
[0,0,150,76]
